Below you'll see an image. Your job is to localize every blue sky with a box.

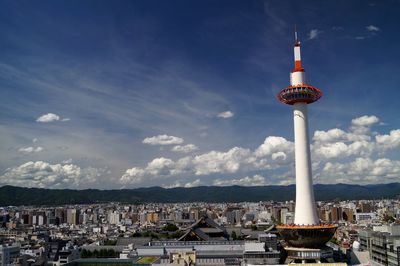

[1,0,400,189]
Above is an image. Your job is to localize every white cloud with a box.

[313,140,374,160]
[217,111,234,119]
[375,129,400,151]
[321,158,400,184]
[18,146,43,154]
[183,179,201,188]
[36,113,60,123]
[308,29,323,40]
[193,147,252,175]
[120,147,254,185]
[120,157,189,184]
[119,140,291,185]
[213,175,268,186]
[350,115,380,135]
[313,128,369,143]
[121,114,400,187]
[351,115,379,126]
[146,157,176,176]
[32,138,38,143]
[142,135,184,145]
[313,128,346,142]
[120,167,145,184]
[164,179,202,188]
[36,113,69,123]
[171,144,198,153]
[0,161,101,188]
[366,25,380,32]
[255,136,293,158]
[62,158,73,164]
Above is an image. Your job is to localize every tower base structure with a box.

[285,246,334,264]
[276,224,337,248]
[277,224,338,264]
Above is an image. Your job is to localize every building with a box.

[178,215,229,241]
[66,209,77,225]
[55,244,81,266]
[0,244,20,266]
[387,239,400,266]
[242,242,280,266]
[359,225,400,266]
[355,213,377,224]
[138,240,245,265]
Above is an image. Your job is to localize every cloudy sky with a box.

[1,0,400,189]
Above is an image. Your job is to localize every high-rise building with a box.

[275,31,337,263]
[66,209,77,225]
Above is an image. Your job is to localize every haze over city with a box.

[1,1,400,189]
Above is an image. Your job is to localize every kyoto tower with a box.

[276,31,337,262]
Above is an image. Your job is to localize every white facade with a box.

[290,71,306,86]
[293,103,319,225]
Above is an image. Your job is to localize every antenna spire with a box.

[294,24,298,42]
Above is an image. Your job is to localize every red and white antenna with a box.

[293,25,304,73]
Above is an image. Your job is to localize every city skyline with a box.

[1,1,400,189]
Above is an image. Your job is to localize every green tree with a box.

[104,239,117,246]
[231,231,237,240]
[163,223,179,232]
[81,249,88,258]
[99,249,106,258]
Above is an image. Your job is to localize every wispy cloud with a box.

[143,135,184,145]
[213,175,269,186]
[217,111,234,119]
[36,113,60,123]
[36,113,70,123]
[366,25,380,32]
[18,146,43,154]
[308,29,323,40]
[332,26,344,31]
[171,144,198,153]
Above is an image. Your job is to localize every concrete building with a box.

[0,244,20,266]
[66,209,77,225]
[359,225,400,266]
[242,242,280,266]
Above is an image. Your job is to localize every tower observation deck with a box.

[276,32,337,253]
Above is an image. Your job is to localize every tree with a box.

[81,249,89,258]
[231,231,237,240]
[383,214,395,223]
[163,223,179,232]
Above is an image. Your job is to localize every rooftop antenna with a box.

[294,24,299,44]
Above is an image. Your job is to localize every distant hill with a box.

[0,183,399,206]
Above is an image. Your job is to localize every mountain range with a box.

[0,183,399,206]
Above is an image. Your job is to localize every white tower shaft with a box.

[293,103,319,225]
[289,39,319,225]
